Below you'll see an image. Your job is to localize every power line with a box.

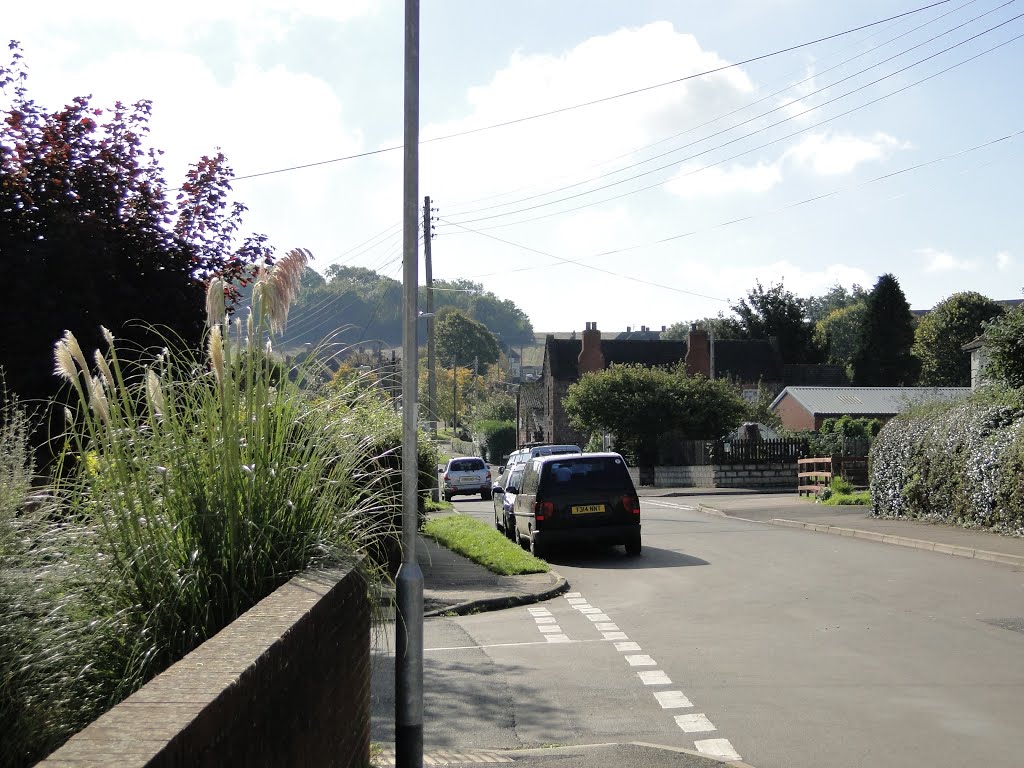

[229,0,959,183]
[436,218,729,302]
[441,0,1011,219]
[439,20,1024,231]
[442,0,985,212]
[441,128,1023,283]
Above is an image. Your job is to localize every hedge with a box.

[869,385,1024,534]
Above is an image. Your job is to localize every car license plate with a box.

[571,504,604,515]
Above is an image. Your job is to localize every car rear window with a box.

[540,456,632,492]
[450,459,485,472]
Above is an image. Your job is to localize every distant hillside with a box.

[240,267,535,352]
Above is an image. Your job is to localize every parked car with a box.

[511,452,640,559]
[500,443,582,474]
[442,457,492,502]
[492,466,525,538]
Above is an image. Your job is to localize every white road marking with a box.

[602,631,629,640]
[564,592,582,598]
[674,713,716,733]
[625,654,657,667]
[586,613,611,622]
[572,604,593,610]
[638,670,672,685]
[695,739,741,760]
[534,616,556,624]
[644,500,696,511]
[537,625,563,633]
[527,607,551,615]
[614,641,641,652]
[545,634,571,643]
[595,622,619,631]
[653,690,693,709]
[578,607,603,614]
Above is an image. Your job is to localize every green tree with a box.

[981,298,1024,388]
[730,281,820,363]
[851,274,919,386]
[815,301,867,369]
[0,45,272,411]
[427,279,534,345]
[912,292,1004,386]
[563,364,746,467]
[805,282,869,323]
[662,315,743,341]
[434,308,500,374]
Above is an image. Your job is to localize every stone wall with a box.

[714,463,797,489]
[40,567,370,768]
[631,463,796,489]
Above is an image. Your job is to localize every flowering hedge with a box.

[869,386,1024,534]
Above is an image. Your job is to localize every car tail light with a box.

[442,473,449,482]
[534,500,554,522]
[623,495,640,515]
[485,470,492,480]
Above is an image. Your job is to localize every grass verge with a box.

[821,490,871,505]
[422,514,549,575]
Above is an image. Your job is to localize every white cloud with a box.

[786,131,906,175]
[420,22,757,207]
[666,161,782,198]
[7,1,375,42]
[918,247,977,273]
[996,250,1014,271]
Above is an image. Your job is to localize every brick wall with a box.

[551,379,587,446]
[40,567,370,768]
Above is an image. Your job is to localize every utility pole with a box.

[397,0,423,765]
[452,354,457,434]
[424,195,436,437]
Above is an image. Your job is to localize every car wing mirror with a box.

[498,465,505,473]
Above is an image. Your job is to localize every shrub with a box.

[870,385,1024,532]
[474,419,515,464]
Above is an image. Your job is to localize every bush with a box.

[474,419,516,464]
[870,385,1024,532]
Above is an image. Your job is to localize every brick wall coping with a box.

[39,566,367,767]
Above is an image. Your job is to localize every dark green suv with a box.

[511,452,640,559]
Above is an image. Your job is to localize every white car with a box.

[442,457,492,502]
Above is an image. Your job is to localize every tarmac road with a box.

[398,493,1024,768]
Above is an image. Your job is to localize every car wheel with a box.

[494,508,503,532]
[529,532,546,560]
[481,490,492,501]
[444,491,453,502]
[504,513,515,540]
[625,536,641,556]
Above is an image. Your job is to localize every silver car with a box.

[442,457,492,502]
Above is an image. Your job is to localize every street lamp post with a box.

[397,0,423,766]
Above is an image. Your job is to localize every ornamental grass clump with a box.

[0,248,411,765]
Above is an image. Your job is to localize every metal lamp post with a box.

[396,0,423,765]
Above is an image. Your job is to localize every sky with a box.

[5,0,1024,334]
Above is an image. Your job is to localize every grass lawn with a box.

[422,514,549,575]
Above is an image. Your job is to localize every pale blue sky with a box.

[7,0,1023,332]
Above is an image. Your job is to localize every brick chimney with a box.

[685,323,711,377]
[578,321,604,375]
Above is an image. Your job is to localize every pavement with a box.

[396,487,1024,768]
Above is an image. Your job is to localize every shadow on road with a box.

[545,544,708,569]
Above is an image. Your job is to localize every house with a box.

[536,322,847,445]
[770,386,971,432]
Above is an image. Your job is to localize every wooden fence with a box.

[797,455,869,496]
[711,438,810,465]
